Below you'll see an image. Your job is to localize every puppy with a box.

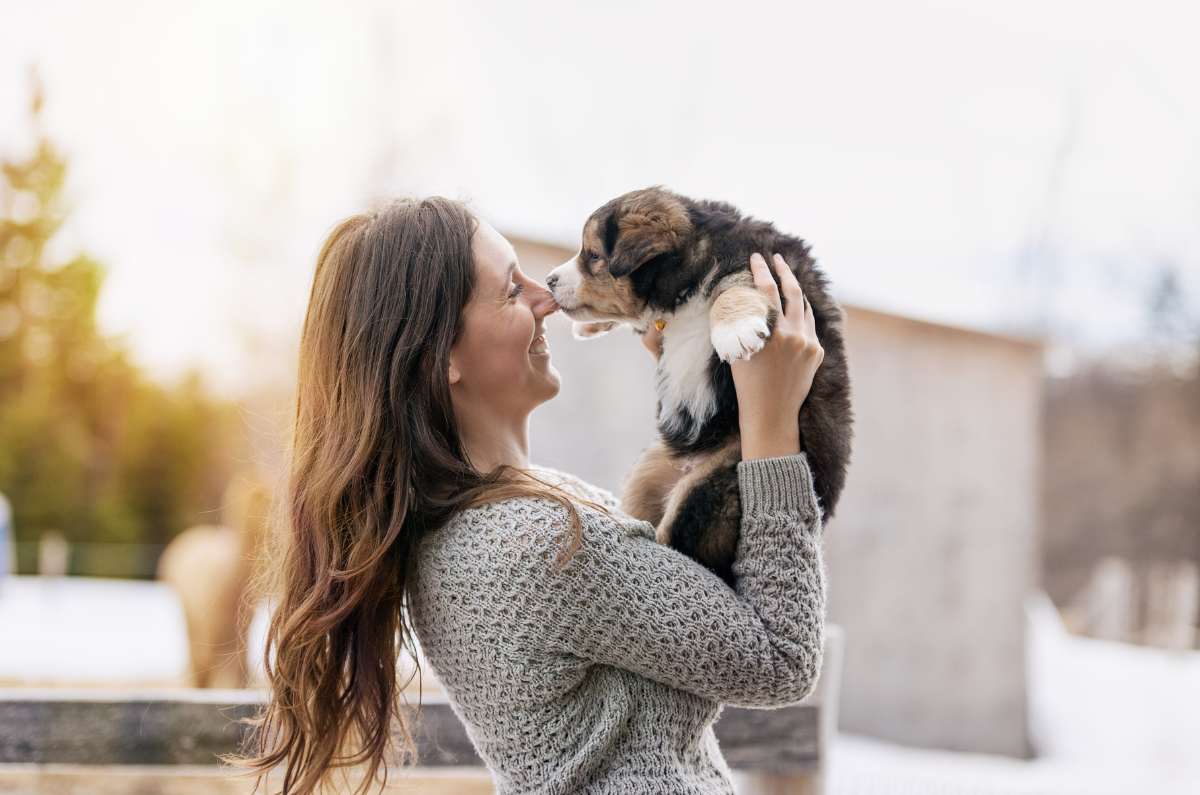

[547,186,853,585]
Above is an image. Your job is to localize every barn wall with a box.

[827,307,1043,756]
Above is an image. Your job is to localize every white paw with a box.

[572,320,619,339]
[711,316,770,362]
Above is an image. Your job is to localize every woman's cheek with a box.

[510,310,533,348]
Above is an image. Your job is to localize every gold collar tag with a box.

[654,318,667,332]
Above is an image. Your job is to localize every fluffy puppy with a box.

[547,185,853,585]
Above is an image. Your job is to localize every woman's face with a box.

[449,218,562,420]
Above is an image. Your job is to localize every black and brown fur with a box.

[547,186,853,585]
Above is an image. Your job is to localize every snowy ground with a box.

[0,576,188,686]
[1,577,1198,793]
[826,733,1197,795]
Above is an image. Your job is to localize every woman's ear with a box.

[448,355,462,385]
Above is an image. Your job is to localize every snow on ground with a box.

[823,594,1200,794]
[827,733,1197,795]
[2,577,1198,792]
[0,575,188,685]
[1026,591,1200,770]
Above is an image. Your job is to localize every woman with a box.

[232,197,827,794]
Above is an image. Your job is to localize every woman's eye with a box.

[508,283,525,300]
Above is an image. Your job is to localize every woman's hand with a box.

[732,252,824,461]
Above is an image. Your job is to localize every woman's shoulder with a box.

[433,464,620,525]
[421,467,647,561]
[524,464,621,510]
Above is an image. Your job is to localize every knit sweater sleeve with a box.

[510,452,826,709]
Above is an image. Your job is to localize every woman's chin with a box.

[535,363,562,401]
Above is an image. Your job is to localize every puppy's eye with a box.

[585,251,599,263]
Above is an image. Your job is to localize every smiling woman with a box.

[225,197,595,794]
[227,195,826,795]
[446,218,564,472]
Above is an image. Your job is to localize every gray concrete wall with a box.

[512,235,1044,757]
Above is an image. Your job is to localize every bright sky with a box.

[2,0,1197,396]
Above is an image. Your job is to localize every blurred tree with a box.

[1043,263,1200,630]
[0,71,245,576]
[1146,260,1200,363]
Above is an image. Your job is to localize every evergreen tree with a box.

[0,72,245,576]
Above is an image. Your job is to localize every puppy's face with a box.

[547,187,692,330]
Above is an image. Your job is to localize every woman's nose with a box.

[528,282,560,318]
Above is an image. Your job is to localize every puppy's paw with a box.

[572,320,619,339]
[711,315,770,362]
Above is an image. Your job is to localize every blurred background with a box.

[1,1,1198,793]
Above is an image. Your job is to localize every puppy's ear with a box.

[572,321,621,339]
[608,189,692,277]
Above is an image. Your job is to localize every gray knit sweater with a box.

[409,453,826,794]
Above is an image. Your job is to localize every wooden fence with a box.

[0,628,842,794]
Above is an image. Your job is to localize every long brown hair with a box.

[226,197,592,793]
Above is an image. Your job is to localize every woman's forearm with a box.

[740,419,801,461]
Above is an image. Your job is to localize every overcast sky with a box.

[2,0,1197,395]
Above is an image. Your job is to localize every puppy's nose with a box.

[545,274,559,291]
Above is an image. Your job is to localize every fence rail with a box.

[0,628,842,792]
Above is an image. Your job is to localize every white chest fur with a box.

[656,296,717,442]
